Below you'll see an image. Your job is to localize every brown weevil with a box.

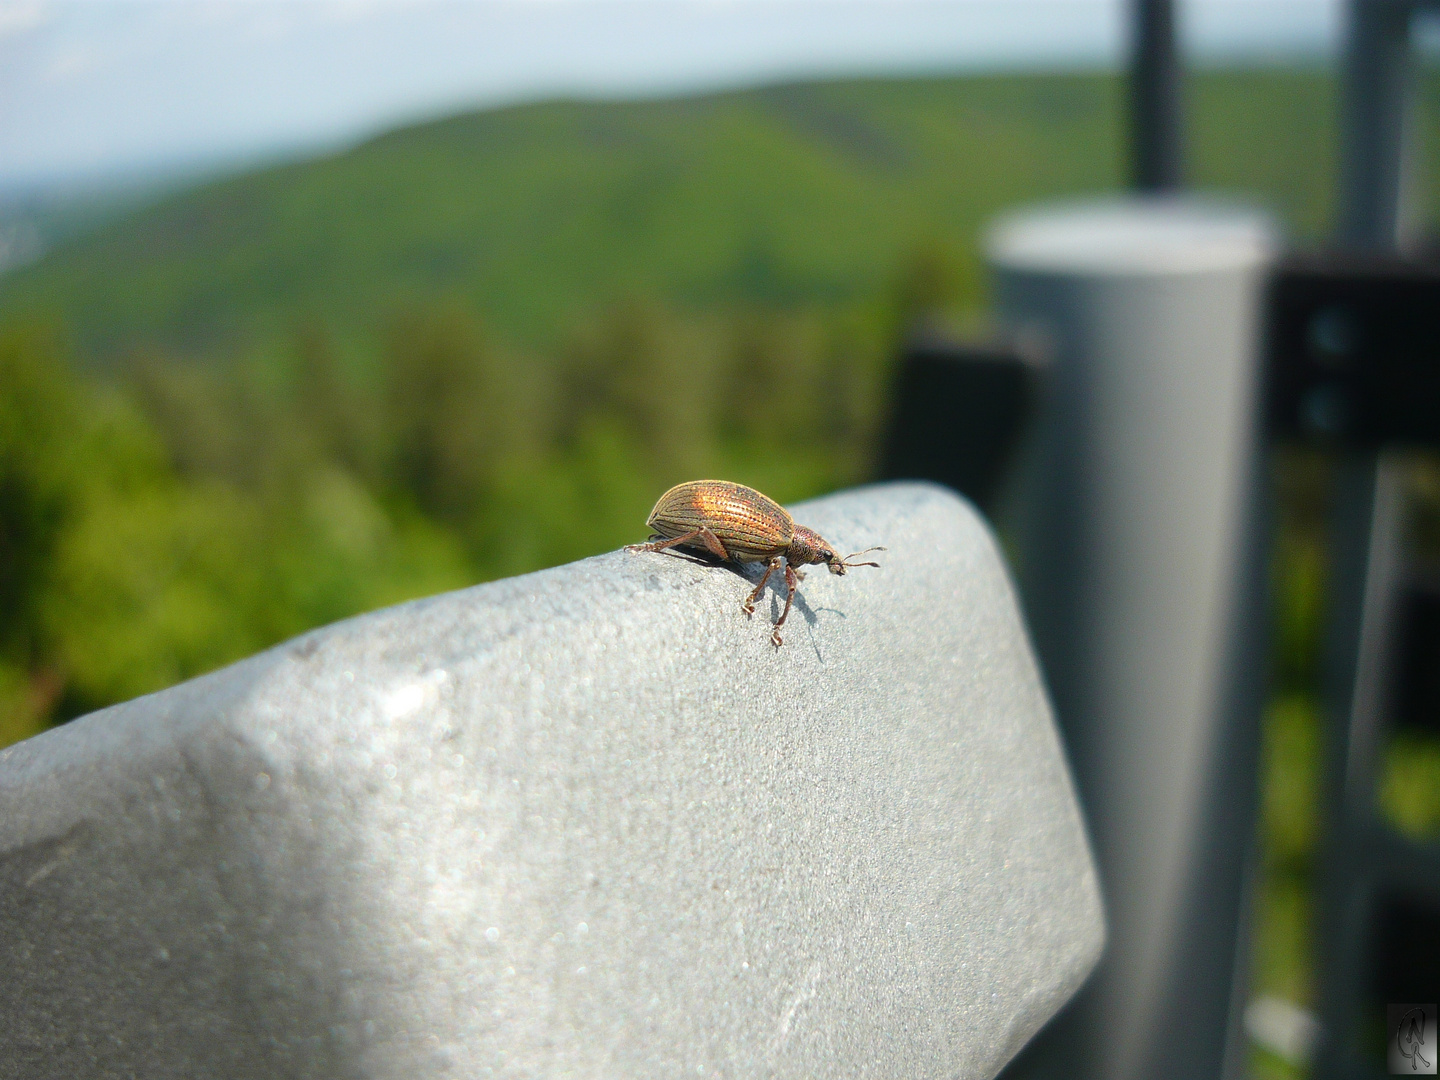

[626,479,884,647]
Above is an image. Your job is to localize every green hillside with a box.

[0,65,1371,744]
[0,68,1349,367]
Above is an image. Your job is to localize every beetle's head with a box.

[787,526,829,568]
[789,525,885,575]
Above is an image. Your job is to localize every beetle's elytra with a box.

[626,479,884,647]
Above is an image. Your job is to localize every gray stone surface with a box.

[0,482,1102,1080]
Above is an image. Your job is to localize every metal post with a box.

[1338,0,1418,249]
[1130,0,1183,191]
[1314,455,1409,1080]
[1314,4,1421,1076]
[989,200,1276,1080]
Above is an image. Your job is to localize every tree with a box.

[383,303,511,523]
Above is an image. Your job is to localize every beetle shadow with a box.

[649,548,752,580]
[757,574,846,664]
[645,548,766,599]
[644,548,841,661]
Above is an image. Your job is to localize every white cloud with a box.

[0,1,48,37]
[45,43,101,78]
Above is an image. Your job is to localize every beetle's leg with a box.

[743,556,783,616]
[627,529,698,553]
[628,528,730,561]
[695,526,730,561]
[770,564,799,647]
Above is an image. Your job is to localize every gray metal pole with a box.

[1314,4,1419,1077]
[989,199,1275,1080]
[1130,0,1183,191]
[1338,0,1417,249]
[1314,456,1409,1080]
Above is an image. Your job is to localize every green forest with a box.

[3,64,1440,1077]
[1,67,1369,740]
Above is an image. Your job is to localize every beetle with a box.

[626,479,884,646]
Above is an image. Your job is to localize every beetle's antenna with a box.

[841,545,886,568]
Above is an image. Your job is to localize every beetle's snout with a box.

[827,555,847,575]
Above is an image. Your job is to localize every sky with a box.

[0,0,1342,193]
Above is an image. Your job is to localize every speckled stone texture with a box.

[0,482,1102,1080]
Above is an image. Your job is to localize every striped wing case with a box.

[646,480,793,563]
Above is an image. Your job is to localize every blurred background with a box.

[0,1,1437,1077]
